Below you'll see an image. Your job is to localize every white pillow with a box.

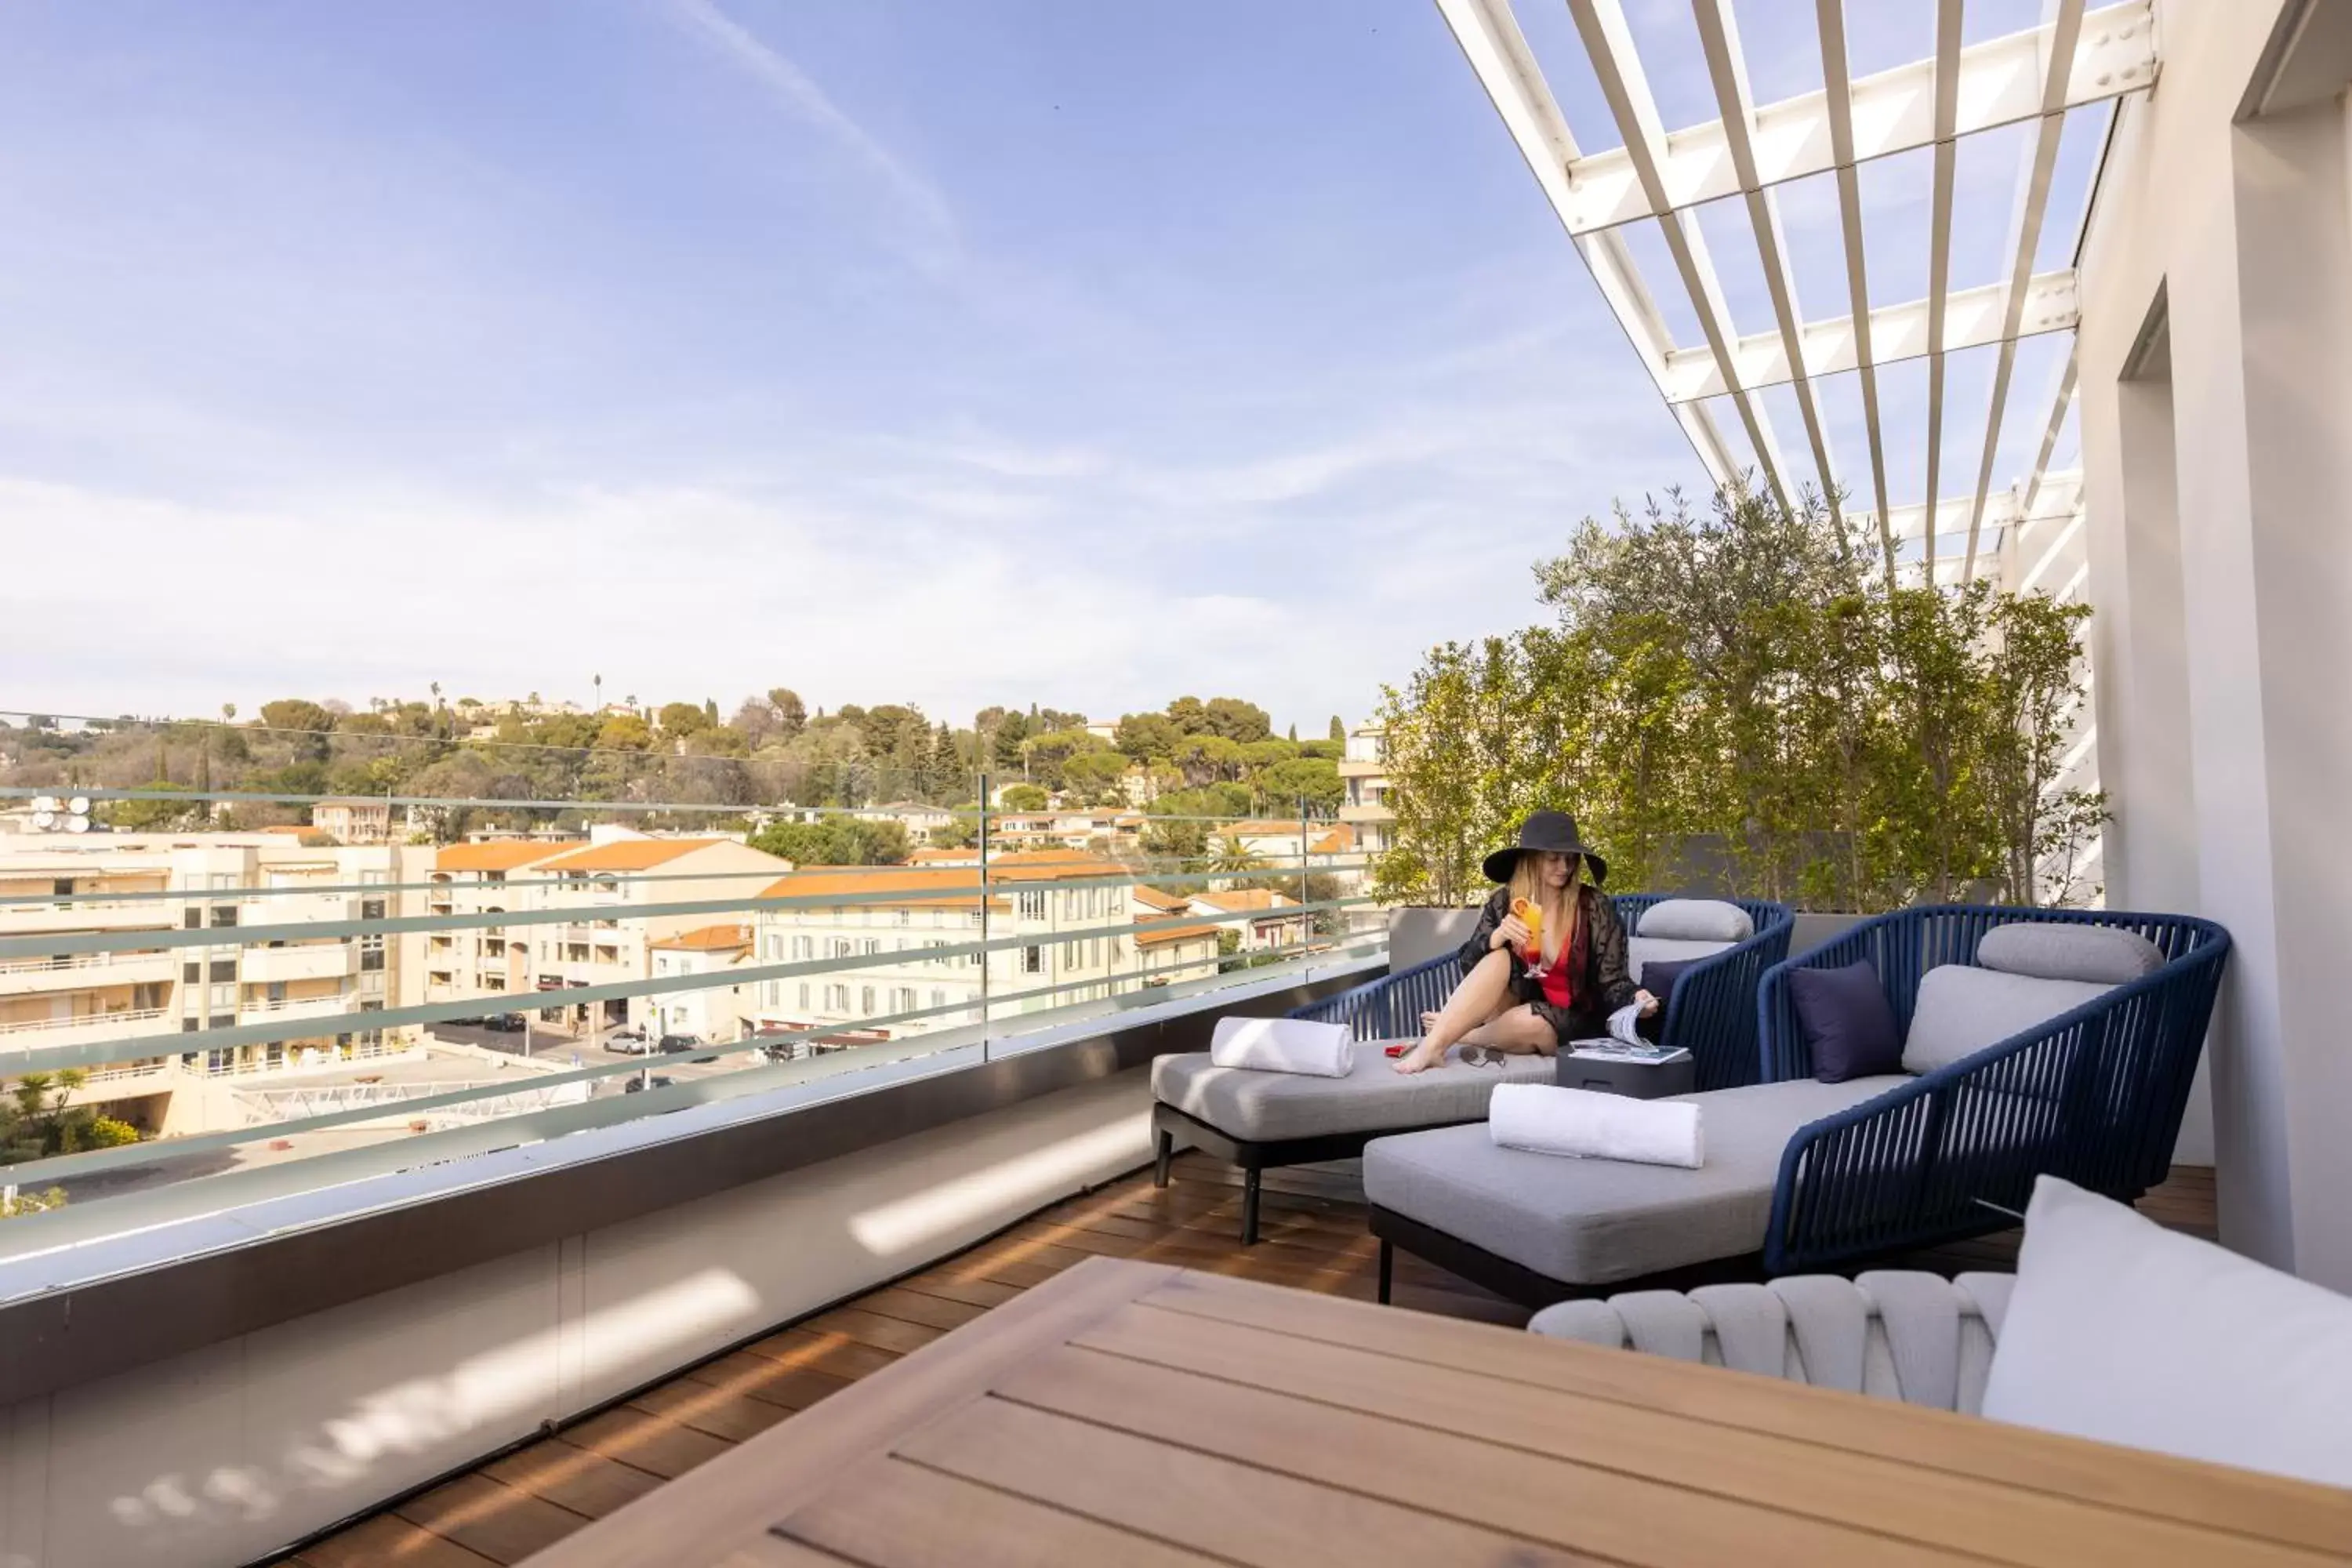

[1635,898,1753,943]
[1980,1177,2352,1489]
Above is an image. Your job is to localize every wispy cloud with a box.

[666,0,957,264]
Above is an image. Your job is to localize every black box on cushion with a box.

[1554,1051,1696,1099]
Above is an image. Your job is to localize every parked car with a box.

[622,1074,677,1094]
[606,1031,655,1056]
[484,1013,528,1033]
[657,1033,717,1063]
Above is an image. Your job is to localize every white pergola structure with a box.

[1433,0,2156,594]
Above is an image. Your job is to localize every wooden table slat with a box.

[1136,1269,2352,1557]
[779,1455,1226,1568]
[890,1392,1608,1568]
[993,1340,1979,1567]
[1062,1302,2329,1568]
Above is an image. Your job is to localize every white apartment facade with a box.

[422,833,790,1033]
[647,925,755,1043]
[1337,724,1395,861]
[0,833,425,1135]
[747,852,1219,1041]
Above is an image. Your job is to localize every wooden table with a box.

[526,1256,2352,1566]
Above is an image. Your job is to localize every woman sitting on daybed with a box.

[1392,810,1658,1074]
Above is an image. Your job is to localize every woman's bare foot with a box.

[1392,1039,1451,1074]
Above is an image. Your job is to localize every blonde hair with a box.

[1506,852,1583,966]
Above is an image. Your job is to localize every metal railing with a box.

[0,781,1386,1224]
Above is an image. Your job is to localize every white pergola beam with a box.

[1561,0,2155,232]
[2018,342,2080,524]
[1867,468,2083,543]
[1659,269,2078,402]
[1693,0,1843,524]
[1566,0,1795,513]
[1433,0,1747,484]
[1965,0,2087,579]
[1922,0,1965,577]
[1817,0,1895,580]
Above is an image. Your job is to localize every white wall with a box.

[2077,0,2352,1284]
[0,1069,1156,1567]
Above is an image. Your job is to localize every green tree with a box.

[659,701,711,738]
[1208,834,1266,876]
[748,815,910,866]
[999,782,1050,811]
[1329,715,1346,742]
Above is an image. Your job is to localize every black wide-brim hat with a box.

[1483,809,1607,885]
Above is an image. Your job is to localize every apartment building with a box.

[1337,724,1394,861]
[313,798,394,845]
[647,925,754,1044]
[0,832,425,1134]
[529,834,791,1033]
[423,840,571,1015]
[1184,887,1307,953]
[985,809,1143,853]
[747,852,1218,1040]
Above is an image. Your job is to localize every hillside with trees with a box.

[0,691,1347,844]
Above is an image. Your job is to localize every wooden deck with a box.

[278,1156,2219,1567]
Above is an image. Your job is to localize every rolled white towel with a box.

[1488,1083,1703,1168]
[1208,1016,1354,1078]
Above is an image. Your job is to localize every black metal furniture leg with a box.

[1241,1169,1261,1246]
[1377,1238,1393,1305]
[1153,1128,1174,1188]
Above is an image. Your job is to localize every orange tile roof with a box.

[1131,885,1190,913]
[1134,916,1220,948]
[986,849,1133,884]
[437,840,579,872]
[760,866,1007,912]
[652,924,753,952]
[257,824,316,836]
[908,847,978,863]
[539,837,742,873]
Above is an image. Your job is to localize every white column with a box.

[2147,89,2352,1285]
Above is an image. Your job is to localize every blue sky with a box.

[0,1,2098,733]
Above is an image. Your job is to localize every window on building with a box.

[361,898,386,922]
[824,984,848,1011]
[930,988,946,1010]
[859,985,876,1014]
[183,908,201,930]
[1016,890,1046,920]
[1022,946,1044,975]
[209,905,238,928]
[895,909,911,927]
[893,987,916,1013]
[799,982,811,1008]
[182,960,201,984]
[361,948,385,972]
[831,938,852,960]
[862,938,880,956]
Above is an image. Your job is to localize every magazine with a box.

[1565,1036,1691,1065]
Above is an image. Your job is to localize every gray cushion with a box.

[1627,935,1731,983]
[1361,1076,1907,1285]
[1637,898,1753,942]
[1901,964,2114,1075]
[1527,1271,2015,1414]
[1976,922,2162,985]
[1151,1046,1552,1143]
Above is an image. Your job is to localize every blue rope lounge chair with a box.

[1150,895,1792,1243]
[1363,905,2229,1306]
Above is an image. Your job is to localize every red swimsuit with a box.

[1533,906,1588,1012]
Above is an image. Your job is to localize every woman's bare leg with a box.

[1396,950,1514,1073]
[1471,1005,1559,1056]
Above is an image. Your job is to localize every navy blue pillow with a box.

[1635,958,1692,1041]
[1788,960,1902,1083]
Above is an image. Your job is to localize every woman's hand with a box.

[1490,914,1531,953]
[1635,988,1659,1016]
